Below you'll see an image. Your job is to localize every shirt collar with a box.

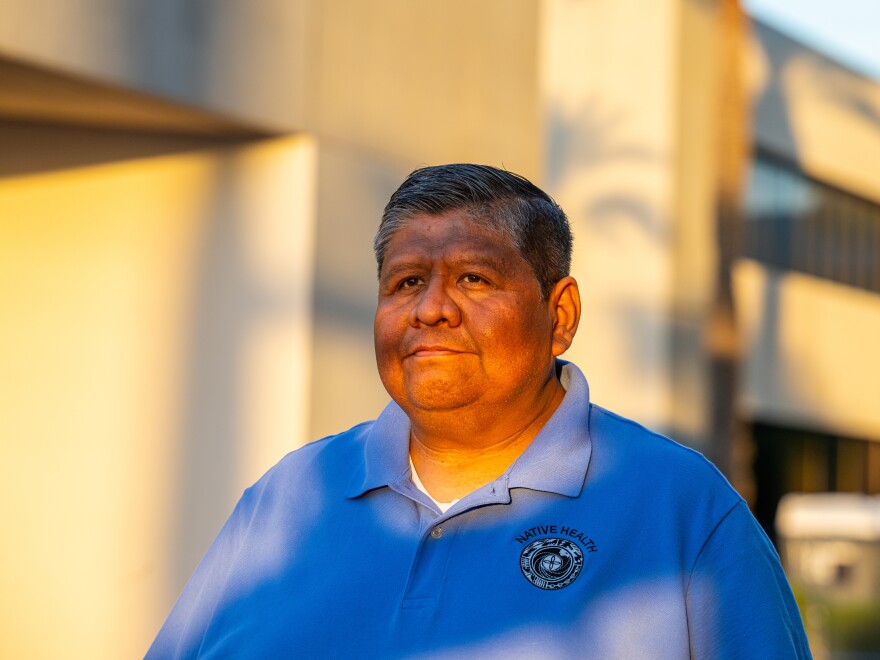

[345,400,412,498]
[506,360,593,497]
[345,361,593,499]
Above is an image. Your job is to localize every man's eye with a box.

[462,274,483,284]
[398,277,421,290]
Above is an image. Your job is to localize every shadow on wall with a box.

[0,127,262,556]
[543,91,677,438]
[169,137,321,593]
[744,19,865,437]
[172,146,254,590]
[813,60,880,129]
[0,120,246,178]
[306,145,409,441]
[753,21,880,139]
[545,98,663,188]
[545,99,669,244]
[0,120,310,656]
[749,22,803,162]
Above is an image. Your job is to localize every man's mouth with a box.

[408,346,463,358]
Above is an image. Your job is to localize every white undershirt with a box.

[409,457,460,513]
[407,371,569,515]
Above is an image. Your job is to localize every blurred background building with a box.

[0,0,878,657]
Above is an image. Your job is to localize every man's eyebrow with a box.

[382,254,512,278]
[451,254,513,275]
[380,260,427,279]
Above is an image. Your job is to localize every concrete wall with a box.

[304,0,541,176]
[304,0,543,439]
[739,22,880,443]
[669,0,728,449]
[0,0,542,165]
[540,0,696,437]
[0,0,312,131]
[0,2,544,655]
[0,126,317,658]
[736,260,880,442]
[2,1,878,657]
[748,21,880,205]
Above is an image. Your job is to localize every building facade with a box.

[0,1,877,656]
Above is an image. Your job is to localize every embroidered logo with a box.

[520,537,584,590]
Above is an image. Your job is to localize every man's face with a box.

[374,210,559,414]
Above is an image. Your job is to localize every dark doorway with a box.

[752,422,880,546]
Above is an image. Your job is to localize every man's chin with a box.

[402,377,476,413]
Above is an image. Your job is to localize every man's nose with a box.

[408,277,462,327]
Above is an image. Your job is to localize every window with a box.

[743,154,880,292]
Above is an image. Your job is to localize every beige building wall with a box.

[540,0,724,448]
[748,22,880,206]
[304,0,542,439]
[736,260,880,441]
[0,0,312,131]
[3,1,878,657]
[540,0,678,430]
[0,2,544,656]
[0,127,318,658]
[739,23,880,443]
[304,0,542,177]
[0,0,542,166]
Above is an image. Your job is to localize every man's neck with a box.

[407,379,566,502]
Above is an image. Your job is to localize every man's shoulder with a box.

[244,419,376,500]
[587,403,741,502]
[284,419,375,464]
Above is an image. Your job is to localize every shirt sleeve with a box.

[145,493,249,659]
[686,500,813,659]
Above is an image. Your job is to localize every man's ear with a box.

[549,276,581,357]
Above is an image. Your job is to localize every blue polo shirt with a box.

[147,362,811,659]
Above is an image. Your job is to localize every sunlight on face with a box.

[374,211,558,414]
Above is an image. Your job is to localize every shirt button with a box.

[430,527,443,540]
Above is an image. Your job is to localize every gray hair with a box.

[374,164,572,299]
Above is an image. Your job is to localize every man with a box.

[148,164,811,658]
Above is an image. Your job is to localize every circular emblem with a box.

[520,538,584,590]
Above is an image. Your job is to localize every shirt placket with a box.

[394,480,512,615]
